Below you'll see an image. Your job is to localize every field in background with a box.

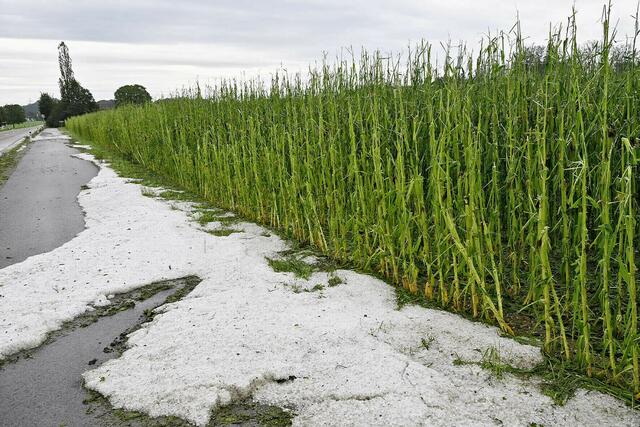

[0,121,44,132]
[67,9,640,399]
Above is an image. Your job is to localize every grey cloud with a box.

[1,0,639,105]
[0,0,381,48]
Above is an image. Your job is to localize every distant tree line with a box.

[0,104,26,128]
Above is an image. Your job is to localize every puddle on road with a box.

[0,277,201,427]
[0,276,292,427]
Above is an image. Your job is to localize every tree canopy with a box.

[2,104,26,127]
[114,84,152,107]
[38,93,57,120]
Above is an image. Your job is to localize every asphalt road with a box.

[0,125,42,154]
[0,129,183,426]
[0,129,98,269]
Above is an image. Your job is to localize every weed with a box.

[421,336,435,351]
[206,228,240,237]
[0,139,31,187]
[328,274,344,287]
[267,256,314,280]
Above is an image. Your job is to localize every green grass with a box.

[84,393,293,426]
[0,120,44,132]
[454,346,638,406]
[267,256,314,280]
[66,5,640,399]
[327,274,344,287]
[0,138,30,186]
[206,228,240,237]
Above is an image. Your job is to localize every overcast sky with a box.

[1,0,639,105]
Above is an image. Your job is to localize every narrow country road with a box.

[0,129,98,269]
[0,125,42,154]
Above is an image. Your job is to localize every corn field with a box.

[67,8,640,397]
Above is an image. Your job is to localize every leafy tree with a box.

[114,84,152,107]
[52,41,98,126]
[3,104,26,127]
[63,79,99,117]
[38,93,58,120]
[38,92,58,120]
[0,106,5,126]
[46,102,66,127]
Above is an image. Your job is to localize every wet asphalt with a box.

[0,134,189,426]
[0,286,179,427]
[0,129,98,269]
[0,126,42,154]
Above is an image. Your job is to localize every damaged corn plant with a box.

[67,6,640,398]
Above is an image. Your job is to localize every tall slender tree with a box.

[53,41,98,126]
[58,42,74,101]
